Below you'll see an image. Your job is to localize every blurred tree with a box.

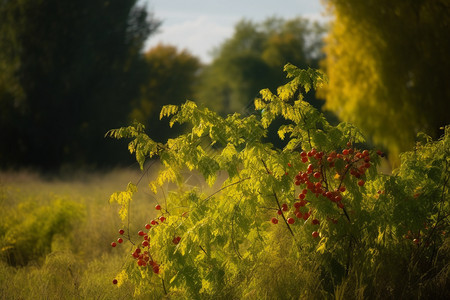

[321,0,450,163]
[196,17,326,115]
[130,44,201,142]
[0,0,159,169]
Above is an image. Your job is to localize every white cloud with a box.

[145,16,234,63]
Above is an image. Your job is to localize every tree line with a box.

[0,0,447,169]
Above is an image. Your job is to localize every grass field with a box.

[0,168,164,299]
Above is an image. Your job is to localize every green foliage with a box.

[0,0,160,168]
[196,17,325,114]
[0,197,85,266]
[321,0,450,164]
[109,64,449,298]
[130,45,201,143]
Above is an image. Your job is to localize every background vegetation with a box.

[0,0,449,298]
[321,0,450,164]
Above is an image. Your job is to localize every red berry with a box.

[358,180,365,186]
[118,229,125,235]
[312,231,319,238]
[313,172,321,179]
[362,150,369,157]
[151,220,158,225]
[153,265,160,274]
[159,216,166,222]
[312,219,320,225]
[117,238,123,244]
[277,210,282,215]
[111,242,117,247]
[300,151,307,157]
[339,186,346,192]
[287,217,295,224]
[295,212,303,218]
[142,240,149,247]
[346,142,352,147]
[155,204,161,210]
[282,203,288,211]
[302,188,308,194]
[138,230,145,236]
[112,279,118,285]
[299,193,306,200]
[342,149,349,155]
[271,217,278,224]
[287,163,292,168]
[145,224,151,230]
[301,156,308,163]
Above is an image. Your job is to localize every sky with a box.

[141,0,327,63]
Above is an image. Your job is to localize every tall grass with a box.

[0,169,159,299]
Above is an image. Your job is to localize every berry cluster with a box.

[271,143,379,238]
[111,204,183,284]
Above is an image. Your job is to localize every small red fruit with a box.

[312,219,320,225]
[313,172,321,179]
[145,224,151,230]
[142,240,149,247]
[312,231,319,238]
[153,265,160,274]
[118,229,125,235]
[117,238,123,244]
[342,149,349,155]
[277,210,282,215]
[155,204,161,210]
[357,180,365,186]
[282,203,288,211]
[271,217,279,224]
[112,279,118,285]
[301,156,308,163]
[287,163,292,168]
[287,217,295,224]
[138,230,145,236]
[111,242,117,247]
[159,216,166,222]
[173,236,181,244]
[151,220,158,225]
[339,186,346,193]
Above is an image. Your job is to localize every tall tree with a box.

[0,0,159,168]
[321,0,450,162]
[130,44,201,142]
[196,17,325,115]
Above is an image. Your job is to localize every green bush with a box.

[107,64,449,298]
[0,197,85,266]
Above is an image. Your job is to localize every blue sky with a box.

[141,0,327,63]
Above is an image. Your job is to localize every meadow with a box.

[0,168,162,299]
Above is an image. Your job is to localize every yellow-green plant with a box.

[107,64,449,299]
